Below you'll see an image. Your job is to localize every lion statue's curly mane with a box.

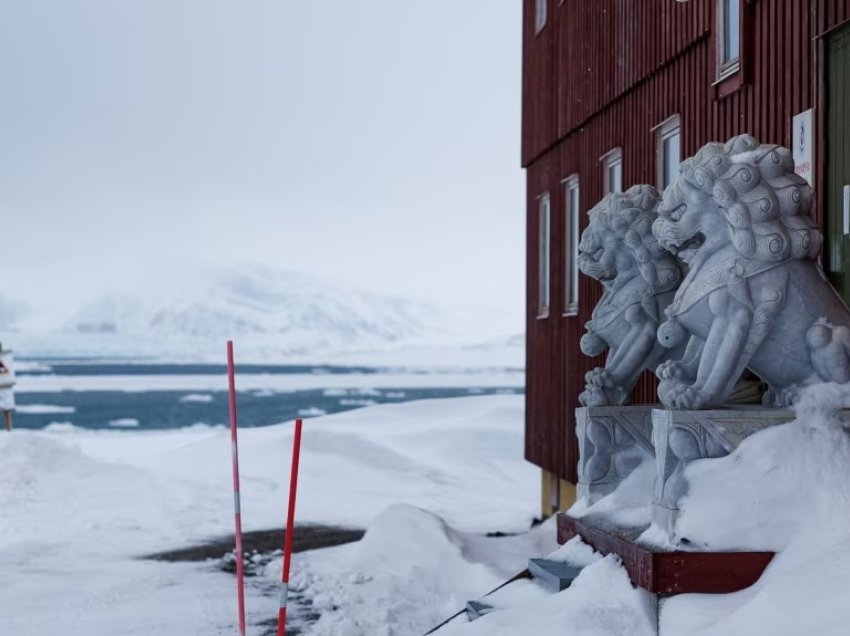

[658,134,821,263]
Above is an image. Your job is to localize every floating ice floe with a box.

[17,404,76,414]
[179,393,214,403]
[108,418,140,428]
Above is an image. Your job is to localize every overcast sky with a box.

[0,1,524,322]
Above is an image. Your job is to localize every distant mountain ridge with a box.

[69,266,437,348]
[4,265,521,360]
[0,265,519,359]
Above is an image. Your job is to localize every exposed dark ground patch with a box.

[146,525,365,565]
[146,525,365,634]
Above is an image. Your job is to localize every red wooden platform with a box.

[557,513,774,596]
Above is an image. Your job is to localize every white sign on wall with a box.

[792,109,814,187]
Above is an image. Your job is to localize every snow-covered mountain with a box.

[5,265,521,361]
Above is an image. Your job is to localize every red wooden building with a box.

[522,0,850,515]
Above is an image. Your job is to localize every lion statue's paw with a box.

[674,386,710,409]
[657,359,691,381]
[659,378,706,409]
[585,367,615,388]
[579,387,608,407]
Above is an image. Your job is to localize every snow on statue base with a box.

[576,406,655,504]
[651,406,803,540]
[556,513,774,596]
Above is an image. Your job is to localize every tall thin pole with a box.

[277,418,303,636]
[227,341,247,636]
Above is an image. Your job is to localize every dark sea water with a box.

[13,362,522,430]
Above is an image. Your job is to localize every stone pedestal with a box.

[651,406,797,539]
[576,406,656,504]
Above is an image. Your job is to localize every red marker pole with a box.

[226,341,247,636]
[277,418,303,636]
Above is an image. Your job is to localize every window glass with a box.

[662,130,681,189]
[723,0,740,63]
[538,193,551,317]
[566,181,580,312]
[606,159,622,194]
[536,0,547,33]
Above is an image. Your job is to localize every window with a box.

[657,116,681,191]
[564,176,580,315]
[718,0,741,77]
[603,148,623,194]
[535,0,547,34]
[538,193,551,318]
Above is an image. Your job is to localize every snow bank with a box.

[660,383,850,635]
[435,550,655,636]
[672,383,850,551]
[0,395,536,554]
[569,458,656,528]
[269,505,557,636]
[0,395,539,636]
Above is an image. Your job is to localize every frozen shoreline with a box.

[14,370,525,393]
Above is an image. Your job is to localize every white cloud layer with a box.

[0,1,524,328]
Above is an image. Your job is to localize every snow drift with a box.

[0,395,539,636]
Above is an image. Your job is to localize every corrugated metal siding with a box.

[524,0,850,481]
[524,0,709,166]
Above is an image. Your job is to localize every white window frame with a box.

[717,0,741,79]
[656,115,681,191]
[535,0,547,34]
[563,175,580,316]
[538,192,551,318]
[602,148,623,194]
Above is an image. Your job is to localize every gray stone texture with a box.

[576,406,655,504]
[653,134,850,409]
[577,185,683,407]
[651,406,797,539]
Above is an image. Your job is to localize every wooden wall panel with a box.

[524,0,850,481]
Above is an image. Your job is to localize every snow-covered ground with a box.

[8,382,850,635]
[430,536,656,636]
[0,395,545,635]
[659,384,850,635]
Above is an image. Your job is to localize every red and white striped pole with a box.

[277,418,303,636]
[226,341,247,636]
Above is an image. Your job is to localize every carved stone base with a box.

[576,406,655,504]
[651,406,798,539]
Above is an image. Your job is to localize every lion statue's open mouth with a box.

[665,232,705,263]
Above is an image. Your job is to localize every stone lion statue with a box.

[578,184,683,406]
[653,134,850,408]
